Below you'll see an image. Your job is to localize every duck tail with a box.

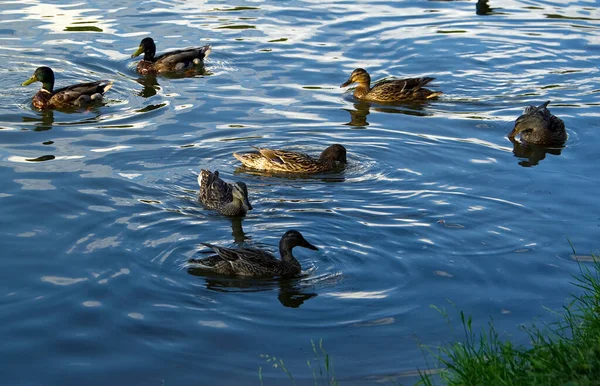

[426,90,443,99]
[199,45,211,59]
[101,80,114,94]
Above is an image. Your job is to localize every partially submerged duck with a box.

[340,68,442,102]
[233,144,347,174]
[198,169,252,216]
[509,101,567,146]
[188,230,319,277]
[22,67,113,110]
[131,37,211,75]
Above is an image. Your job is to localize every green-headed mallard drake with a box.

[233,144,347,174]
[508,101,567,146]
[188,230,319,277]
[340,68,442,102]
[22,67,113,110]
[131,37,211,75]
[198,169,252,216]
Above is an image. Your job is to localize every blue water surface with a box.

[1,0,599,384]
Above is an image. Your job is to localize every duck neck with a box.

[279,241,298,264]
[143,47,156,62]
[354,81,371,99]
[221,198,243,216]
[42,79,54,93]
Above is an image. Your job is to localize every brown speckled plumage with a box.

[188,230,319,277]
[340,68,442,103]
[233,144,347,174]
[509,101,567,146]
[132,37,211,75]
[197,169,252,216]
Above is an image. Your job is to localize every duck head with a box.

[340,68,371,88]
[319,144,347,164]
[132,37,157,61]
[22,66,55,92]
[281,230,319,251]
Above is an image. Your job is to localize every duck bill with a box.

[508,127,519,139]
[340,78,353,88]
[131,46,144,58]
[22,76,36,86]
[243,197,253,211]
[301,239,319,251]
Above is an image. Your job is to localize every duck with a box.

[22,67,113,110]
[188,230,319,277]
[131,37,211,75]
[197,169,252,216]
[508,101,567,146]
[233,144,347,174]
[340,68,442,102]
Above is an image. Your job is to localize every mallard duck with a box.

[188,230,319,277]
[340,68,442,102]
[22,67,113,110]
[197,169,252,216]
[131,37,211,75]
[508,101,567,146]
[233,144,347,174]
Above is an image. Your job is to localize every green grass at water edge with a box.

[259,339,338,386]
[419,253,600,386]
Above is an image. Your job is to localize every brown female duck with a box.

[197,169,252,216]
[131,37,211,75]
[508,101,567,146]
[22,67,113,110]
[188,230,319,277]
[340,68,442,102]
[233,144,347,174]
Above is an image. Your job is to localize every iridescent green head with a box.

[22,66,55,92]
[131,37,156,61]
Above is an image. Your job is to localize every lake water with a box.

[1,0,599,384]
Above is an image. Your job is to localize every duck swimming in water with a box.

[188,230,319,277]
[197,169,252,216]
[509,101,567,146]
[131,37,211,75]
[22,67,113,110]
[233,144,347,174]
[340,68,442,103]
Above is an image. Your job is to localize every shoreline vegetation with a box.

[260,254,600,386]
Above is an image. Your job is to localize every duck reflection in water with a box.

[509,136,564,167]
[136,75,160,98]
[342,100,434,127]
[22,109,55,131]
[187,273,317,308]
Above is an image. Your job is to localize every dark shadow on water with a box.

[234,166,346,182]
[230,216,250,244]
[187,271,317,308]
[136,75,160,98]
[135,66,211,97]
[22,109,55,131]
[509,137,564,167]
[21,105,108,131]
[342,99,434,127]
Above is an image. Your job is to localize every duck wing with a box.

[50,80,113,104]
[200,243,280,275]
[198,169,233,208]
[154,46,211,70]
[255,147,315,166]
[374,77,435,92]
